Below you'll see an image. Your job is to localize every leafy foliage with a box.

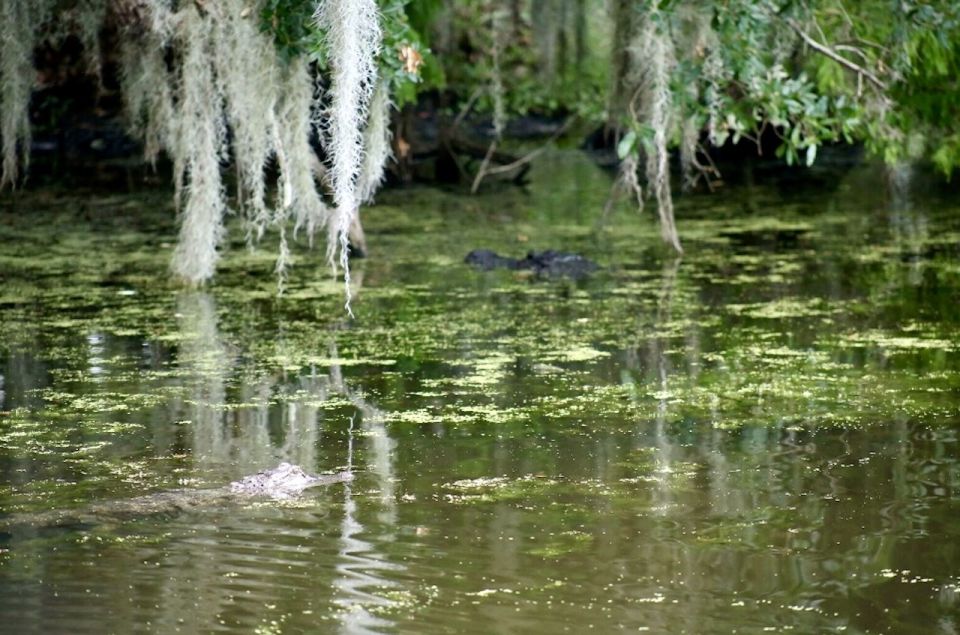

[260,0,437,105]
[260,0,321,62]
[376,0,960,179]
[4,0,960,289]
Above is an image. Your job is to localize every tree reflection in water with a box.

[173,291,404,632]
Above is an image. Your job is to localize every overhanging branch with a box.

[785,18,887,91]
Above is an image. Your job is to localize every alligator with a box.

[1,463,353,528]
[465,249,598,279]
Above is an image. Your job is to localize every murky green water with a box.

[1,153,959,634]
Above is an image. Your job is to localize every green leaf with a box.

[805,143,818,167]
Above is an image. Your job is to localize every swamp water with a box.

[0,153,958,634]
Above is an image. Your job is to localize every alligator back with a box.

[2,464,352,528]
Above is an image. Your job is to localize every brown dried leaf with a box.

[398,45,423,75]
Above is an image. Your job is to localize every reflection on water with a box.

[176,291,325,473]
[1,288,407,632]
[0,153,959,633]
[335,414,402,634]
[177,293,406,633]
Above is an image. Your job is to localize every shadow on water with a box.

[0,152,959,633]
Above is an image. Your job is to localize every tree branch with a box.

[481,117,576,177]
[785,18,887,90]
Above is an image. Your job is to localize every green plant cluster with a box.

[257,0,960,177]
[260,0,437,106]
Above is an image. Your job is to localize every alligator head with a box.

[228,462,353,499]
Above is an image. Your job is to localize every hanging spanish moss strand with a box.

[314,0,382,314]
[625,12,682,253]
[643,25,682,252]
[489,2,507,141]
[122,0,179,194]
[356,78,393,205]
[41,1,108,87]
[676,4,713,191]
[170,6,228,284]
[214,0,279,241]
[274,57,330,284]
[74,0,108,89]
[0,0,48,188]
[119,36,174,166]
